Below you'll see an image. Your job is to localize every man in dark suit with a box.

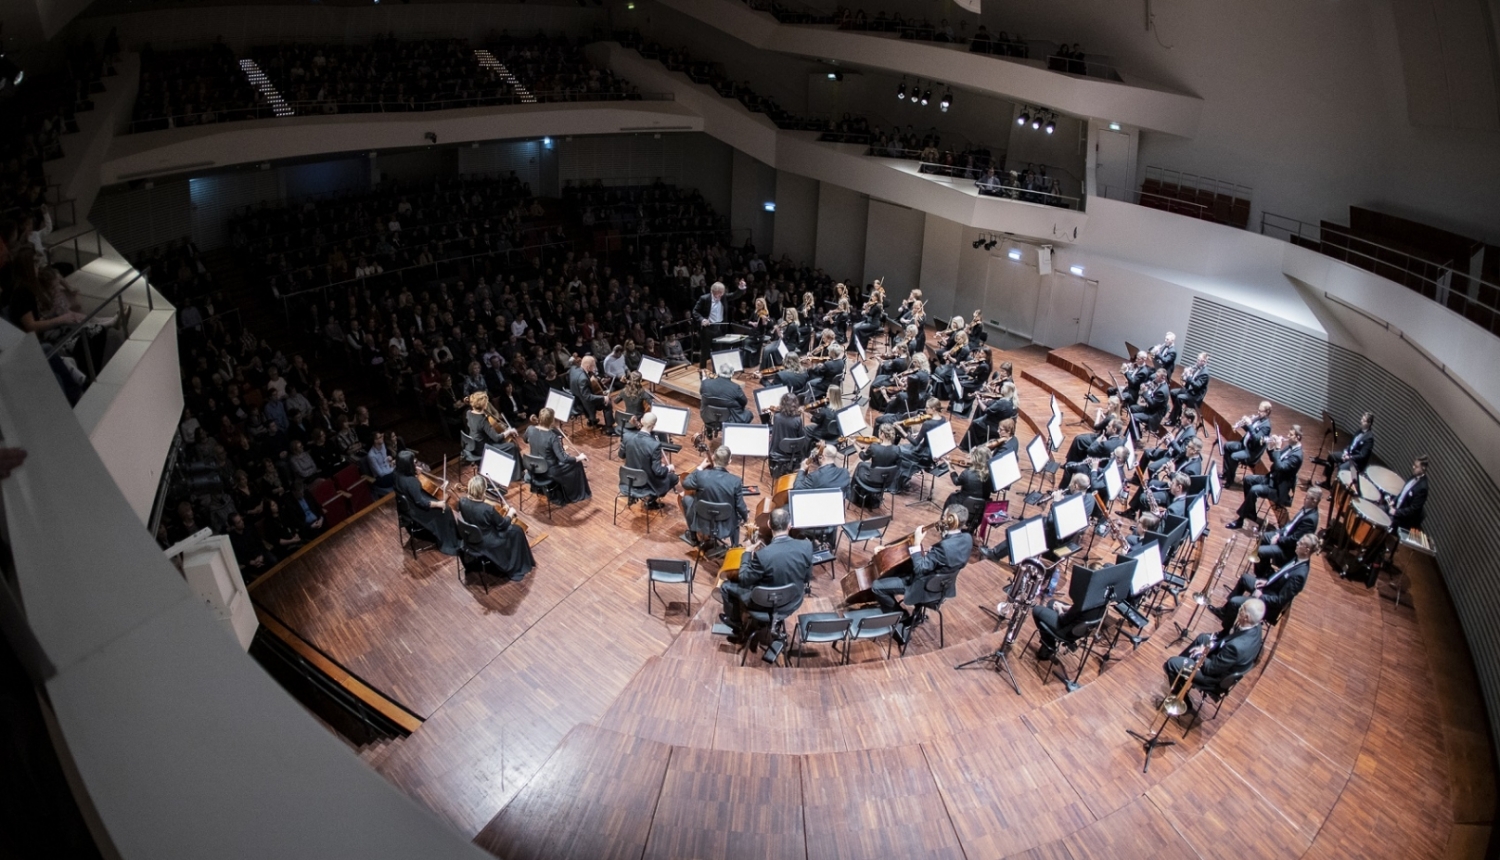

[679,446,749,547]
[700,364,755,424]
[874,505,972,641]
[1254,486,1321,576]
[1129,369,1170,430]
[1217,534,1314,632]
[621,412,678,509]
[1317,411,1374,486]
[1167,352,1210,426]
[720,506,812,633]
[1385,456,1429,530]
[1228,425,1303,529]
[691,279,747,368]
[1222,400,1273,486]
[567,355,614,433]
[1166,597,1264,693]
[1151,332,1179,379]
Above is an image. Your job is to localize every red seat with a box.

[311,478,351,528]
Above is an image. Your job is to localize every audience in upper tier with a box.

[133,42,264,131]
[624,32,826,132]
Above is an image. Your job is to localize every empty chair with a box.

[792,612,852,666]
[700,405,729,442]
[310,478,351,528]
[453,513,498,593]
[522,453,556,521]
[646,557,694,616]
[769,434,809,479]
[840,513,892,568]
[851,464,899,512]
[334,464,373,513]
[843,608,903,662]
[459,431,482,468]
[899,571,956,651]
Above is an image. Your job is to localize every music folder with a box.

[637,355,667,384]
[1052,493,1088,539]
[1188,494,1208,541]
[710,350,744,374]
[722,423,770,458]
[651,405,690,437]
[1207,467,1222,505]
[789,488,845,529]
[1123,434,1137,469]
[850,362,870,392]
[1025,435,1049,471]
[754,385,788,413]
[989,450,1021,492]
[480,445,517,489]
[836,403,867,437]
[854,334,867,363]
[544,388,575,422]
[1124,541,1164,594]
[1047,414,1065,451]
[1103,461,1123,501]
[1005,516,1047,565]
[1049,394,1062,424]
[926,420,957,461]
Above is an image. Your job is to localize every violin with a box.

[900,411,937,427]
[449,492,531,536]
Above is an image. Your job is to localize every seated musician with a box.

[905,397,947,471]
[1317,411,1375,487]
[960,380,1018,450]
[567,355,615,434]
[1108,351,1152,401]
[943,452,990,531]
[457,475,535,581]
[720,507,812,640]
[874,353,933,424]
[621,412,678,510]
[932,330,971,400]
[1167,352,1210,426]
[1385,456,1429,530]
[795,441,852,494]
[1255,487,1321,577]
[1228,425,1302,530]
[806,387,845,442]
[465,392,521,471]
[872,504,972,641]
[967,309,989,344]
[1222,401,1273,486]
[976,417,1020,461]
[1131,439,1203,516]
[1045,473,1098,552]
[1065,409,1123,464]
[761,353,810,402]
[769,392,808,478]
[610,372,655,425]
[807,330,847,399]
[523,407,592,504]
[853,295,886,344]
[1150,332,1178,378]
[1129,369,1170,429]
[393,450,460,554]
[701,364,756,424]
[1142,408,1199,475]
[1061,418,1126,485]
[1216,534,1315,633]
[679,445,749,548]
[1165,598,1264,694]
[852,422,906,506]
[869,324,919,401]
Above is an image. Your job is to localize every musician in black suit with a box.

[1318,411,1375,486]
[1108,352,1152,402]
[1129,369,1170,430]
[1150,332,1178,379]
[852,422,904,507]
[692,279,748,368]
[701,364,755,424]
[1044,473,1098,552]
[1166,598,1264,692]
[393,450,460,555]
[1254,487,1321,577]
[457,475,535,581]
[1132,439,1203,516]
[621,412,679,507]
[720,507,812,634]
[873,505,972,634]
[1228,425,1302,529]
[1385,456,1429,530]
[1167,352,1210,426]
[679,445,749,547]
[795,442,852,494]
[1142,408,1199,475]
[568,355,614,433]
[1061,418,1126,486]
[1065,416,1125,465]
[1222,401,1273,486]
[1218,534,1314,632]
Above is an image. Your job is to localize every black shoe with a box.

[1036,646,1056,662]
[1225,518,1243,530]
[645,500,666,511]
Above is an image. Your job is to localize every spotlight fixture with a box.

[985,237,998,251]
[896,78,907,100]
[973,236,984,249]
[827,71,843,81]
[910,79,922,103]
[920,88,931,106]
[1032,116,1042,130]
[1017,110,1029,126]
[940,90,952,112]
[1044,118,1056,134]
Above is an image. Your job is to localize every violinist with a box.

[869,328,917,409]
[610,371,654,424]
[853,280,887,344]
[874,354,932,423]
[943,453,990,531]
[966,309,988,344]
[959,345,993,394]
[568,355,615,435]
[457,475,536,581]
[873,505,972,642]
[680,445,749,549]
[807,330,846,399]
[744,297,776,369]
[1141,407,1199,475]
[523,407,592,504]
[806,386,845,442]
[904,397,947,472]
[984,417,1020,459]
[701,364,755,424]
[465,391,521,471]
[393,450,460,554]
[775,308,804,366]
[620,412,678,509]
[718,507,811,640]
[899,297,927,352]
[961,380,1018,450]
[852,423,906,508]
[761,353,810,400]
[824,297,853,345]
[932,330,970,401]
[798,292,819,352]
[769,391,808,478]
[1167,352,1210,426]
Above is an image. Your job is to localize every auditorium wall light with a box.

[763,201,776,212]
[1070,265,1084,276]
[896,78,907,100]
[1008,248,1022,260]
[1017,110,1030,126]
[940,90,952,112]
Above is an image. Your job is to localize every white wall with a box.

[863,200,925,294]
[814,181,867,284]
[918,212,963,320]
[771,170,819,265]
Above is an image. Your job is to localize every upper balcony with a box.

[653,0,1203,137]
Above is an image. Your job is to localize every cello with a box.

[839,521,937,605]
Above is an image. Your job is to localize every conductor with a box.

[692,279,748,368]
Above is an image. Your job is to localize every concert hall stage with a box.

[248,344,1490,860]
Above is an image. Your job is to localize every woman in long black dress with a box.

[393,450,460,554]
[457,475,536,581]
[769,392,808,478]
[523,407,592,503]
[943,453,990,532]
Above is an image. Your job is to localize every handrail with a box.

[43,226,105,269]
[43,267,152,384]
[1043,54,1124,82]
[1144,165,1253,200]
[871,146,1083,190]
[127,90,674,133]
[1104,185,1214,219]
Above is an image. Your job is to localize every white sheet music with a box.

[790,488,845,529]
[1050,394,1062,424]
[1007,517,1047,564]
[1103,462,1123,501]
[1208,467,1222,505]
[1188,494,1207,541]
[722,423,770,458]
[854,334,867,363]
[652,405,690,436]
[850,362,870,392]
[1124,435,1138,469]
[480,446,516,488]
[1025,435,1048,471]
[1047,414,1065,451]
[754,385,788,413]
[1053,493,1088,539]
[1129,541,1164,594]
[926,420,956,460]
[637,355,667,384]
[710,350,743,374]
[770,339,787,360]
[836,404,867,437]
[544,389,575,421]
[989,450,1021,491]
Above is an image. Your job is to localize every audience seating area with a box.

[133,43,264,131]
[1138,167,1252,229]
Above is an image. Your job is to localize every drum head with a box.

[1365,465,1405,497]
[1351,497,1392,528]
[1337,466,1357,488]
[1357,475,1381,501]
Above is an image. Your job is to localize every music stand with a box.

[754,385,788,414]
[480,445,517,493]
[1051,563,1129,692]
[1078,362,1105,410]
[1019,435,1055,516]
[711,349,744,376]
[638,355,667,386]
[652,405,691,437]
[989,450,1021,493]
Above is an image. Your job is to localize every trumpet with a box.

[1233,414,1254,431]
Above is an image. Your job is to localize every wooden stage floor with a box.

[251,343,1494,859]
